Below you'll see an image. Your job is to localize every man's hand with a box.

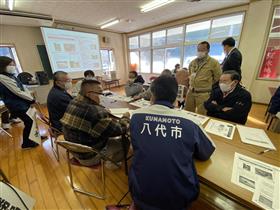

[222,107,232,112]
[211,100,217,105]
[122,112,130,119]
[133,95,141,100]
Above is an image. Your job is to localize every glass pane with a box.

[183,45,197,68]
[165,47,181,70]
[152,30,166,47]
[185,21,210,42]
[167,26,183,44]
[259,38,280,80]
[101,50,110,71]
[209,42,225,63]
[210,14,243,39]
[140,33,150,48]
[153,49,165,74]
[271,8,280,33]
[140,50,151,73]
[130,51,140,72]
[129,36,139,49]
[109,50,115,71]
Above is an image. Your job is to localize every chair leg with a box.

[0,127,13,139]
[66,151,106,199]
[267,117,274,131]
[50,134,59,161]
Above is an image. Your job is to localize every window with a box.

[129,36,139,49]
[140,33,151,48]
[153,49,165,74]
[130,51,140,72]
[258,7,280,80]
[0,45,22,73]
[128,13,244,73]
[183,45,197,67]
[185,21,210,42]
[210,14,243,39]
[167,26,184,44]
[152,30,166,47]
[140,50,151,73]
[165,47,181,70]
[100,49,115,73]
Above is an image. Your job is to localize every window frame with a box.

[0,44,23,73]
[257,5,280,81]
[100,48,116,74]
[128,11,245,74]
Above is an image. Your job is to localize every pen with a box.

[258,149,272,155]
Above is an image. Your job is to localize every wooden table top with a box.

[101,97,280,209]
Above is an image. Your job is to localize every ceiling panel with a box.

[0,0,250,33]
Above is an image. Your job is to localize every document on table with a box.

[26,107,41,145]
[106,94,133,102]
[205,119,235,140]
[231,153,280,210]
[109,108,133,118]
[237,125,276,150]
[178,110,209,125]
[130,99,151,108]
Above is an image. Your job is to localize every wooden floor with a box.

[0,90,270,209]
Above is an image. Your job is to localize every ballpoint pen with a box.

[258,149,272,155]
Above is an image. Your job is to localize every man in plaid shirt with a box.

[61,79,130,167]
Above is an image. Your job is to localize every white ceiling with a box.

[0,0,250,33]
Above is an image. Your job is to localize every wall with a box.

[0,24,128,85]
[125,0,279,104]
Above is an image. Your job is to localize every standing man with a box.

[129,76,215,210]
[221,37,242,76]
[185,41,221,115]
[47,71,73,131]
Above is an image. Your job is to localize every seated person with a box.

[204,70,252,124]
[134,69,172,101]
[268,86,280,116]
[61,79,130,167]
[47,71,73,131]
[72,70,96,97]
[175,68,189,108]
[125,71,144,97]
[129,75,215,210]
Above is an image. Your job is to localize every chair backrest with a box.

[56,140,96,154]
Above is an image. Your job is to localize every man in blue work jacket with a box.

[129,75,216,210]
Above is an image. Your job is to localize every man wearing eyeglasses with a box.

[47,71,73,131]
[61,79,130,168]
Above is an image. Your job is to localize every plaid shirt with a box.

[61,94,129,157]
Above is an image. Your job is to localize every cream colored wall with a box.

[0,24,128,85]
[125,0,279,104]
[0,25,45,73]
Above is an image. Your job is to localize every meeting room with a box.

[0,0,279,209]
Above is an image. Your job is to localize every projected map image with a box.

[41,27,102,75]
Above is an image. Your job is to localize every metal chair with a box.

[267,112,280,132]
[56,140,120,199]
[35,103,62,161]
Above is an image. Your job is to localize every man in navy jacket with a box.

[221,37,242,77]
[129,75,215,210]
[204,71,252,124]
[47,71,73,131]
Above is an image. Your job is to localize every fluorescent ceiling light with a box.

[100,19,120,29]
[141,0,175,13]
[7,0,14,11]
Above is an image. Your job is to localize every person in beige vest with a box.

[185,41,221,114]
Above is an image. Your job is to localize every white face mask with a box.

[65,81,72,90]
[6,66,17,74]
[197,51,207,59]
[219,82,233,93]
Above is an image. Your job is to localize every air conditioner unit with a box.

[0,10,54,27]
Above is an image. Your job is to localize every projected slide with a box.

[41,27,101,73]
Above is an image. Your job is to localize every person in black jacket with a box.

[204,71,252,124]
[47,71,73,131]
[0,56,37,149]
[268,86,280,115]
[221,37,242,76]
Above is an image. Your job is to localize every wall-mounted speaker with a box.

[35,71,49,85]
